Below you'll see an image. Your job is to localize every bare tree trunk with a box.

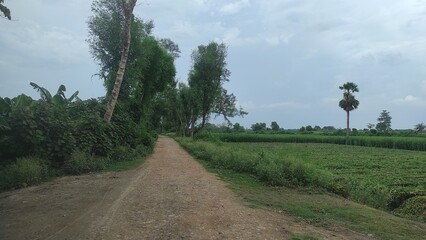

[104,0,138,123]
[346,110,350,144]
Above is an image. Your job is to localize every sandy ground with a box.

[0,136,371,240]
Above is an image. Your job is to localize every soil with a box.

[0,136,371,239]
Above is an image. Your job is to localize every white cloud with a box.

[171,21,199,38]
[0,20,88,64]
[220,0,250,15]
[394,95,426,106]
[264,33,293,46]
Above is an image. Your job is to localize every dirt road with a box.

[0,136,369,239]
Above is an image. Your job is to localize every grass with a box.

[196,160,426,240]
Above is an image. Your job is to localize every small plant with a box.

[64,151,109,174]
[0,156,48,190]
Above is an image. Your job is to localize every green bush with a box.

[394,196,426,221]
[64,151,109,174]
[110,145,136,162]
[0,157,48,190]
[178,139,333,190]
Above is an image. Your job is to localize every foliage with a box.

[414,123,426,133]
[88,0,153,100]
[376,110,392,133]
[64,151,109,174]
[271,121,280,131]
[251,122,267,132]
[178,138,333,190]
[394,196,426,221]
[188,41,246,132]
[0,0,11,20]
[0,157,48,190]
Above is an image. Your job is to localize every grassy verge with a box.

[175,137,426,239]
[215,168,426,240]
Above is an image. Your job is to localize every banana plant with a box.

[30,82,80,106]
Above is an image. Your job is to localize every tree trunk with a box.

[104,0,138,123]
[346,110,350,144]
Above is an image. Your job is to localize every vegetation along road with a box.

[0,136,374,240]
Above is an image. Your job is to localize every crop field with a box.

[229,142,425,193]
[214,133,426,151]
[179,134,426,217]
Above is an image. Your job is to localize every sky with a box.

[1,0,426,129]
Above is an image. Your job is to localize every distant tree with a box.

[271,121,280,131]
[233,123,245,132]
[376,110,392,133]
[314,125,321,131]
[251,122,266,132]
[299,126,306,132]
[0,0,11,20]
[305,125,313,131]
[367,123,375,130]
[323,126,336,131]
[414,123,425,133]
[339,82,360,143]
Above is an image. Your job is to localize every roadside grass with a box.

[176,137,426,239]
[200,164,426,240]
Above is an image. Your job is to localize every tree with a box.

[271,121,280,131]
[103,0,137,123]
[188,42,231,132]
[251,122,266,132]
[212,87,247,125]
[129,36,176,122]
[376,110,392,134]
[233,123,245,132]
[0,0,11,20]
[376,110,392,133]
[306,125,313,131]
[339,82,359,143]
[414,123,425,133]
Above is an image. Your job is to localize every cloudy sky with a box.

[1,0,426,129]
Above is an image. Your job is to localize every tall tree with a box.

[376,110,392,134]
[103,0,137,123]
[0,0,11,20]
[188,42,230,132]
[339,82,359,143]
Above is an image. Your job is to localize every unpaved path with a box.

[0,136,370,239]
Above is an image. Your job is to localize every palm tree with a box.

[103,0,138,123]
[339,82,359,143]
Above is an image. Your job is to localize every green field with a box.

[178,135,426,215]
[214,133,426,151]
[229,142,425,193]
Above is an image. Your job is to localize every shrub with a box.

[0,157,48,190]
[394,196,426,221]
[110,145,136,162]
[64,151,109,174]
